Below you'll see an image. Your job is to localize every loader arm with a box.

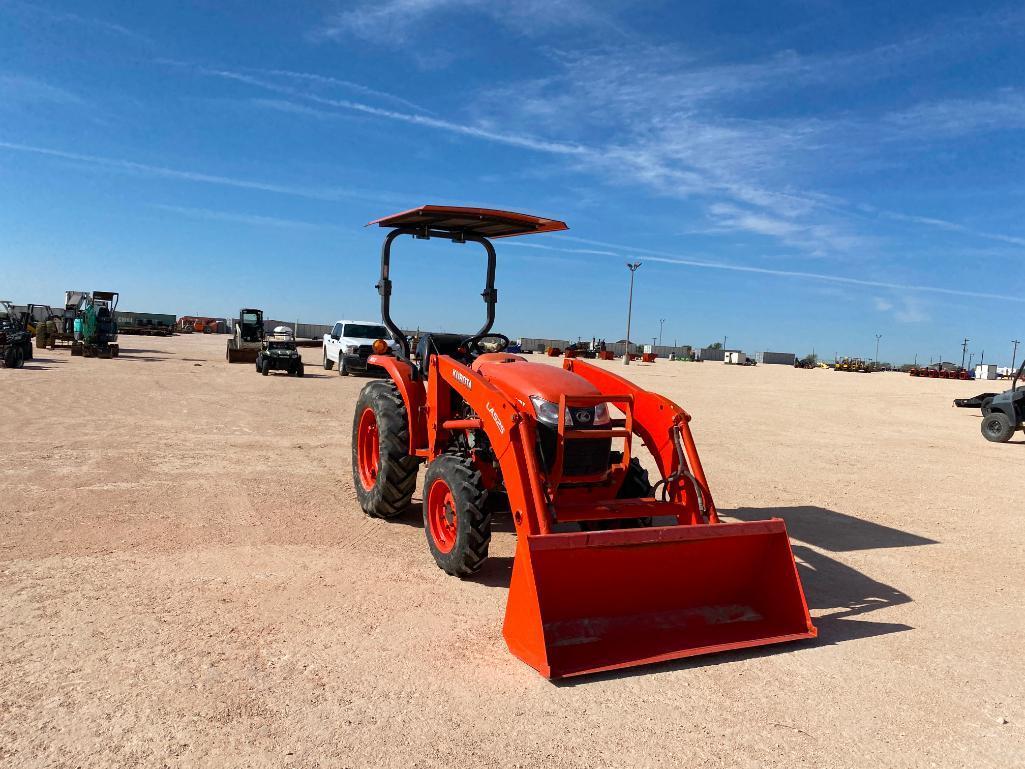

[563,358,718,524]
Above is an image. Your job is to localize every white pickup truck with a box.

[322,319,399,376]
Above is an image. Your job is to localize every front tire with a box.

[422,455,491,577]
[261,358,269,376]
[580,457,653,531]
[338,355,348,376]
[323,351,334,370]
[982,411,1016,443]
[352,381,420,519]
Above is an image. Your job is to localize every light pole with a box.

[875,334,882,364]
[623,262,641,366]
[658,318,665,347]
[1013,340,1021,371]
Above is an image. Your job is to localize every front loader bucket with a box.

[503,519,816,679]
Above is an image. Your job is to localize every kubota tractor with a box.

[351,206,815,678]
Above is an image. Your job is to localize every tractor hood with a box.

[471,354,601,405]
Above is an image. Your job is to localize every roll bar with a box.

[377,226,497,363]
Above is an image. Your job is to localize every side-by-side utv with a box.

[978,361,1025,443]
[349,206,815,679]
[255,327,305,377]
[0,300,32,369]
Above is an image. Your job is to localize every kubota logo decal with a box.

[486,401,505,434]
[452,369,473,389]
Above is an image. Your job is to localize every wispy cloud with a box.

[246,67,434,114]
[314,0,622,44]
[554,235,1025,303]
[884,89,1025,140]
[177,64,592,157]
[0,73,85,106]
[0,140,398,203]
[4,0,152,45]
[152,204,338,231]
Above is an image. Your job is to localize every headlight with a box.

[343,344,358,354]
[530,396,573,427]
[593,402,611,426]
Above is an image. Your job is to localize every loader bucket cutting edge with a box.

[502,519,816,679]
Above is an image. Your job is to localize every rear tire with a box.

[352,381,420,519]
[981,411,1015,443]
[22,342,32,361]
[422,455,491,577]
[297,363,305,378]
[4,344,25,368]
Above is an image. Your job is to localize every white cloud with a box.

[314,0,620,44]
[0,74,85,106]
[152,204,337,230]
[0,140,401,203]
[554,235,1025,303]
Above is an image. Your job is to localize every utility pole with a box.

[961,338,969,370]
[968,352,974,370]
[875,334,882,364]
[1013,340,1021,371]
[723,335,727,350]
[658,318,665,347]
[623,262,642,366]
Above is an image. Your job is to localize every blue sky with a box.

[2,1,1024,364]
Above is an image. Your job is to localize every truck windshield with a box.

[242,313,260,324]
[344,324,388,339]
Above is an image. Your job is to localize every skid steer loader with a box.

[350,206,816,678]
[226,308,264,363]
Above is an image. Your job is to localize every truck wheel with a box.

[352,380,420,519]
[261,358,269,376]
[323,351,333,370]
[422,455,491,577]
[297,363,305,378]
[338,355,348,376]
[22,341,32,362]
[981,411,1015,443]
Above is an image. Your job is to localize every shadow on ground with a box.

[723,505,937,552]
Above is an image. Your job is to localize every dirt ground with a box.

[1,333,1022,768]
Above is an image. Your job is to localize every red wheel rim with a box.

[356,407,380,489]
[426,478,458,554]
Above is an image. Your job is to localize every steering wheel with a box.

[468,333,510,355]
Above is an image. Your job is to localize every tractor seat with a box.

[416,332,470,373]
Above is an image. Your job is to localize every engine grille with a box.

[537,425,611,478]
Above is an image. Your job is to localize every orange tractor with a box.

[351,206,815,678]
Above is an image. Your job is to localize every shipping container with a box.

[756,351,797,366]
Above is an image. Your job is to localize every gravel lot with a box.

[1,333,1022,768]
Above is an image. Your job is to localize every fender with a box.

[368,354,427,454]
